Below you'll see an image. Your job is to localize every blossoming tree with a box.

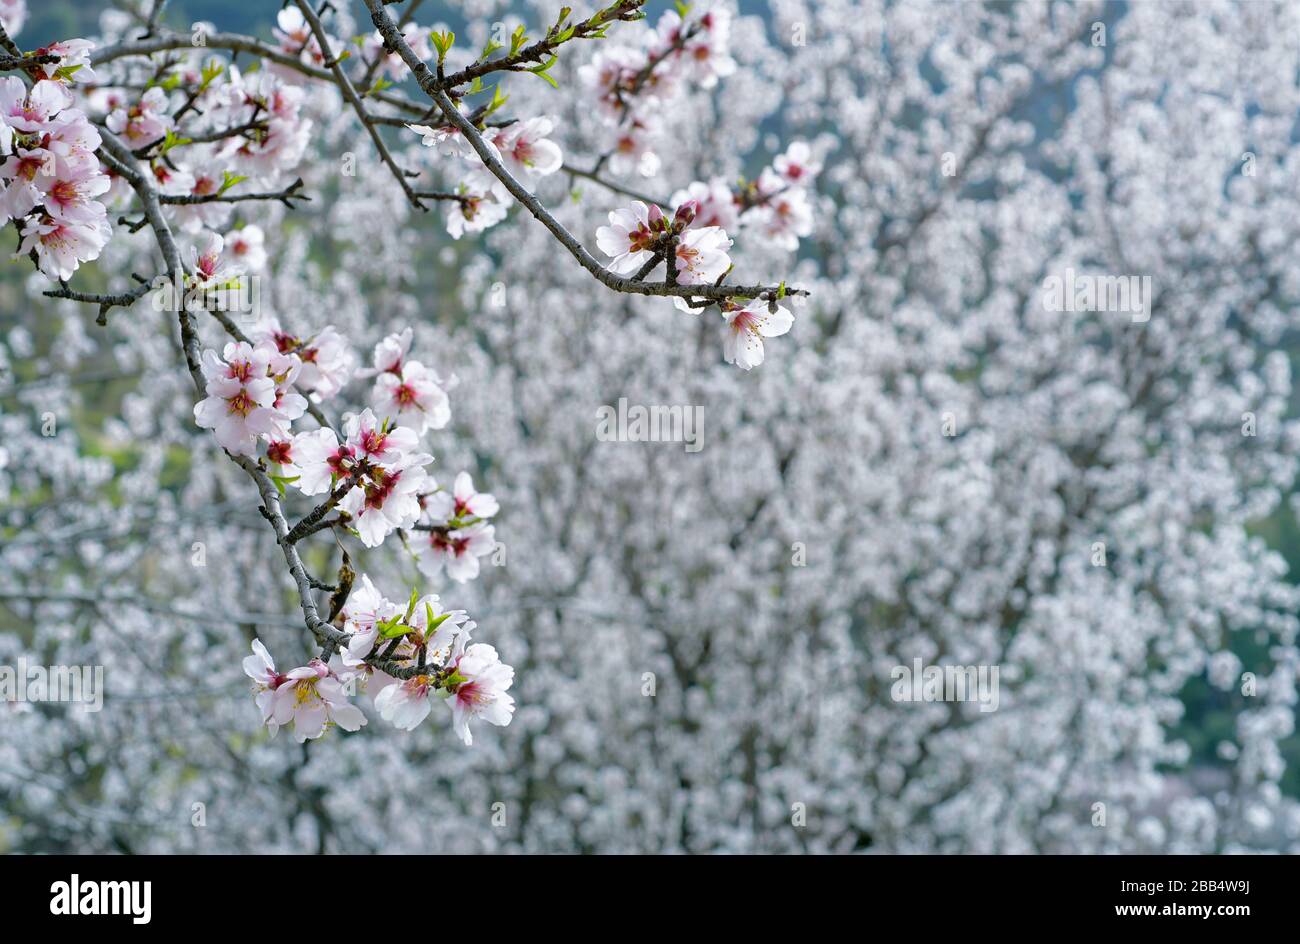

[3,0,1300,854]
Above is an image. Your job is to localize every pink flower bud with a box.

[673,200,699,231]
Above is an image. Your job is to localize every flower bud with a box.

[673,199,699,232]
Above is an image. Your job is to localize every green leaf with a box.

[484,86,509,116]
[509,24,527,55]
[161,130,192,153]
[377,614,408,639]
[528,55,560,89]
[199,59,225,91]
[431,30,456,62]
[269,473,299,495]
[218,171,249,195]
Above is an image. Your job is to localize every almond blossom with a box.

[362,327,414,377]
[605,117,661,178]
[0,77,67,134]
[655,9,737,89]
[424,471,499,526]
[418,521,497,583]
[224,225,267,273]
[338,450,433,548]
[670,225,732,285]
[16,214,110,281]
[185,231,246,312]
[671,178,740,233]
[406,118,474,159]
[445,186,510,240]
[192,341,291,456]
[104,86,170,148]
[339,574,403,667]
[489,116,563,186]
[344,407,418,466]
[288,427,354,495]
[216,67,311,181]
[270,659,367,742]
[595,200,658,274]
[271,7,333,75]
[721,298,795,371]
[27,39,97,84]
[772,141,822,187]
[242,639,287,736]
[255,318,353,400]
[746,170,814,251]
[444,642,515,746]
[373,360,451,434]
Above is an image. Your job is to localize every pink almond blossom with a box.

[721,298,795,371]
[270,659,367,742]
[373,360,451,434]
[444,642,515,746]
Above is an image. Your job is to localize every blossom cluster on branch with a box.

[0,0,807,750]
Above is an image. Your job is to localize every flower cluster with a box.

[192,339,302,456]
[95,52,310,233]
[596,198,732,285]
[595,196,796,368]
[418,471,499,583]
[579,7,736,178]
[359,326,452,435]
[244,573,514,745]
[270,6,335,77]
[734,141,820,251]
[0,49,112,281]
[406,111,563,239]
[242,641,365,743]
[288,408,433,547]
[210,66,313,187]
[592,135,819,369]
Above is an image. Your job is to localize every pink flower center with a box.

[49,180,78,206]
[454,680,488,707]
[226,390,256,417]
[267,440,293,465]
[731,309,757,335]
[326,445,354,476]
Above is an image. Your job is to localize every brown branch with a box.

[438,1,648,90]
[364,0,807,306]
[292,0,426,209]
[159,177,310,207]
